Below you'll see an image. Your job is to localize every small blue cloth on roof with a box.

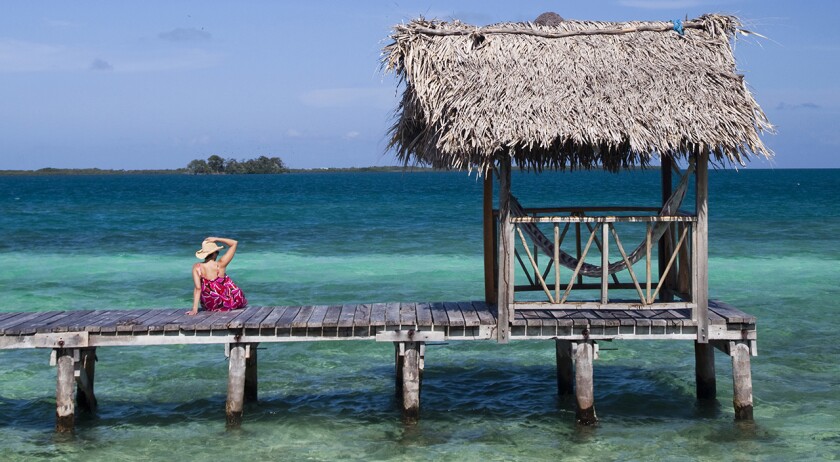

[673,19,684,36]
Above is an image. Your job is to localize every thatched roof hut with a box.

[383,14,772,174]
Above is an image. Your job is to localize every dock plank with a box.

[457,302,481,327]
[415,302,434,326]
[113,309,156,333]
[242,306,277,330]
[35,310,96,333]
[274,306,302,329]
[290,305,315,329]
[353,304,372,327]
[399,303,417,327]
[709,300,754,324]
[257,306,290,330]
[443,302,465,327]
[472,301,497,325]
[2,311,65,335]
[321,306,342,328]
[384,303,401,327]
[209,309,250,330]
[369,303,387,327]
[305,305,330,329]
[429,302,449,326]
[338,304,357,328]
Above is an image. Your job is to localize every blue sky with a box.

[1,1,837,170]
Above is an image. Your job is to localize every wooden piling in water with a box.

[399,342,422,420]
[694,341,716,400]
[731,342,753,420]
[55,349,75,433]
[244,343,258,403]
[226,344,246,427]
[76,348,97,413]
[555,339,574,396]
[574,342,597,425]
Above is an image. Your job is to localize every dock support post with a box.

[397,342,424,421]
[244,343,258,403]
[731,342,753,420]
[574,341,597,425]
[226,343,247,427]
[76,348,98,413]
[694,341,716,400]
[555,339,574,396]
[55,349,75,433]
[394,342,404,397]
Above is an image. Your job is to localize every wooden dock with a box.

[0,300,756,430]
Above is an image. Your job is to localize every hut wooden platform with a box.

[0,301,756,430]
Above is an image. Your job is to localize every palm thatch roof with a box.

[383,14,772,174]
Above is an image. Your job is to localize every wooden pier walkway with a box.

[0,300,754,348]
[0,300,757,431]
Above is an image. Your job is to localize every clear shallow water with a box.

[0,170,838,461]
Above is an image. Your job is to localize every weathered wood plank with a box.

[243,306,277,330]
[143,309,186,332]
[399,303,417,327]
[321,306,342,328]
[369,303,387,327]
[1,311,63,335]
[415,302,433,326]
[384,302,401,327]
[0,312,27,326]
[547,310,575,327]
[274,306,302,329]
[256,306,290,330]
[209,309,249,330]
[458,302,482,327]
[305,305,330,329]
[709,300,754,324]
[227,307,267,330]
[290,305,315,329]
[36,310,95,333]
[443,302,465,327]
[175,309,217,331]
[429,302,449,326]
[12,311,74,335]
[472,301,497,325]
[338,304,358,328]
[353,304,372,327]
[113,309,156,333]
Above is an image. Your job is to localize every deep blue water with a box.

[0,169,838,461]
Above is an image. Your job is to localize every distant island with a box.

[0,155,432,176]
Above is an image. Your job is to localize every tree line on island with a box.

[186,155,289,174]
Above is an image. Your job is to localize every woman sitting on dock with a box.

[188,237,247,315]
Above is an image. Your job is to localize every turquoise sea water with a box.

[0,170,838,461]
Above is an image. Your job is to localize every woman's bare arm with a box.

[206,236,238,268]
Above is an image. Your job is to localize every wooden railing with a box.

[507,207,697,309]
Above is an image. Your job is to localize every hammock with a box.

[510,163,694,278]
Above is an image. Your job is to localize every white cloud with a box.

[299,87,396,109]
[0,38,221,73]
[344,131,361,139]
[89,58,113,71]
[159,28,212,42]
[285,129,302,137]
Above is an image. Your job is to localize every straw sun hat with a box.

[195,240,224,259]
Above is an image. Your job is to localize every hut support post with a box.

[225,343,248,427]
[244,343,258,403]
[731,342,754,420]
[692,152,709,343]
[54,348,76,433]
[555,339,574,396]
[694,341,716,400]
[496,159,513,343]
[396,341,424,420]
[659,157,674,302]
[483,172,496,304]
[574,341,597,425]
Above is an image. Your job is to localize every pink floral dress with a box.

[198,268,247,311]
